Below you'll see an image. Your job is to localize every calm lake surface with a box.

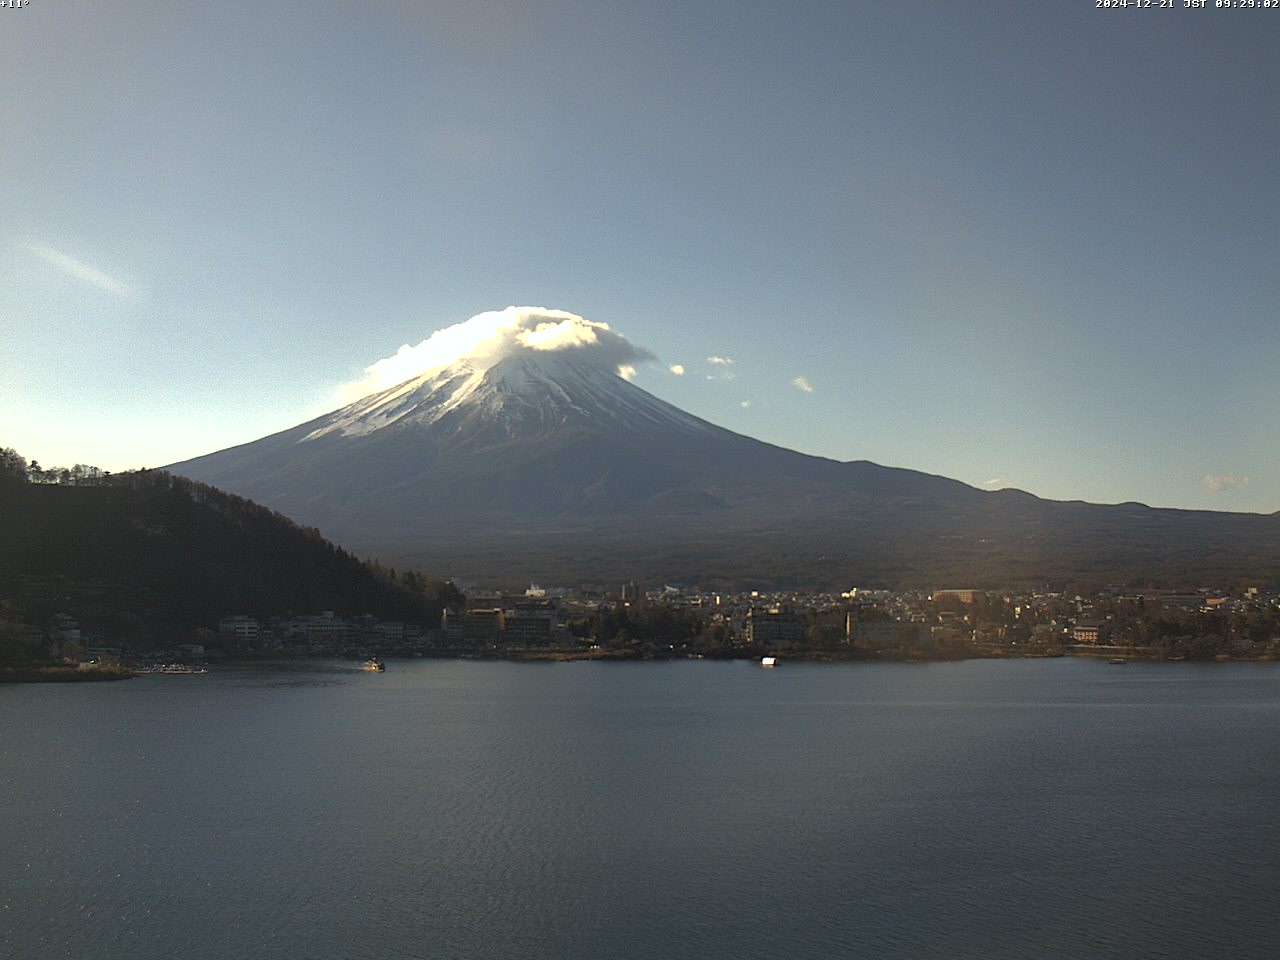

[3,658,1279,959]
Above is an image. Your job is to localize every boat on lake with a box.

[362,659,386,672]
[760,656,777,668]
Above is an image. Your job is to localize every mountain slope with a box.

[169,352,1280,588]
[174,352,973,517]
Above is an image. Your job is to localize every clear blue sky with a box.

[3,1,1276,512]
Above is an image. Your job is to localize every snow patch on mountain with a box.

[305,351,716,443]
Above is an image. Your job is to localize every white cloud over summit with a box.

[341,306,655,401]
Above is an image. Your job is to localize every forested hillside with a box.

[0,449,457,650]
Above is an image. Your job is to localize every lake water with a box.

[3,658,1279,959]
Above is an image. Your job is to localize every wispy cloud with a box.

[669,363,685,376]
[740,400,752,408]
[701,356,737,381]
[981,478,1006,488]
[791,375,814,394]
[29,242,133,298]
[1204,472,1249,493]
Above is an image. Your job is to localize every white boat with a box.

[760,656,777,668]
[362,659,386,672]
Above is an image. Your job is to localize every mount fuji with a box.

[168,309,1279,587]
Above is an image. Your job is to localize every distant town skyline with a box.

[3,2,1276,513]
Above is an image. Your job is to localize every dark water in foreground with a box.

[3,658,1279,959]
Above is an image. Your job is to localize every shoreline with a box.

[5,647,1274,683]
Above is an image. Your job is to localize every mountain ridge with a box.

[168,351,1280,588]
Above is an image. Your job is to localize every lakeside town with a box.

[5,451,1280,679]
[9,577,1280,678]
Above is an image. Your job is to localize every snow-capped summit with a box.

[167,307,1280,587]
[303,350,715,444]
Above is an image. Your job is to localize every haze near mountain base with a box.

[168,308,1280,588]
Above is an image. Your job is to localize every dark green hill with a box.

[0,469,457,649]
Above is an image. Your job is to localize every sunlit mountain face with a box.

[169,312,1280,588]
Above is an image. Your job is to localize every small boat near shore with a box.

[362,658,386,672]
[1109,657,1127,665]
[760,656,777,668]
